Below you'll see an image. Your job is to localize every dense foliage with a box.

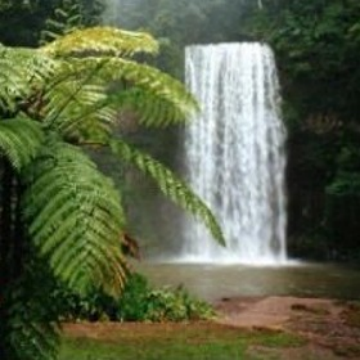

[0,22,224,360]
[248,0,360,260]
[103,0,255,77]
[249,0,360,122]
[0,0,103,46]
[55,272,214,322]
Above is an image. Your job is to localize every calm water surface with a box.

[135,261,360,301]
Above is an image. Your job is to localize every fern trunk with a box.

[0,158,13,358]
[0,158,13,281]
[0,158,26,359]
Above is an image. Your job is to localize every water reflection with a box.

[135,261,360,301]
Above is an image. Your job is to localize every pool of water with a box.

[135,261,360,301]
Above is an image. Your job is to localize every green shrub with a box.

[116,272,151,321]
[53,272,215,323]
[116,274,215,322]
[143,286,214,322]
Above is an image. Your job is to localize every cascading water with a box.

[181,42,287,265]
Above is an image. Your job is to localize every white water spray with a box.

[181,43,287,265]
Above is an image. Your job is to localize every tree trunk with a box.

[0,158,25,359]
[0,158,15,358]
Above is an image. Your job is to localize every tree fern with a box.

[109,138,225,246]
[23,140,127,297]
[0,24,225,360]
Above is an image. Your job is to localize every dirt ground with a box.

[215,296,360,359]
[64,296,360,359]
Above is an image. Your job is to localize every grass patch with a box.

[59,322,306,360]
[251,328,306,348]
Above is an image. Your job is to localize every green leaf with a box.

[67,56,199,128]
[40,26,159,58]
[0,47,58,112]
[23,140,127,297]
[0,117,44,170]
[109,138,225,246]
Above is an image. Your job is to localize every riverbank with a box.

[61,296,360,359]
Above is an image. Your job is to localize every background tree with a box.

[103,0,254,77]
[244,0,360,259]
[0,0,103,46]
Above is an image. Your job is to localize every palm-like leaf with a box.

[0,117,44,170]
[41,61,114,140]
[109,138,225,246]
[48,56,198,134]
[103,58,199,127]
[23,140,127,297]
[0,47,57,113]
[41,26,159,58]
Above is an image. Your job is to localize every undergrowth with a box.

[53,272,214,322]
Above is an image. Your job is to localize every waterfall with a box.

[181,43,287,265]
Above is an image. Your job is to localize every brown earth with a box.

[63,296,360,359]
[215,296,360,359]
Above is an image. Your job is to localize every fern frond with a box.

[42,62,113,140]
[39,1,84,46]
[43,69,111,138]
[23,140,127,297]
[68,57,199,127]
[0,48,34,112]
[0,117,44,170]
[40,27,159,58]
[0,47,58,113]
[109,138,225,246]
[41,55,197,140]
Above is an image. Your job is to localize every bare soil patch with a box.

[215,296,360,359]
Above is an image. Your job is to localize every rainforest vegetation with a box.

[1,0,360,359]
[0,1,224,358]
